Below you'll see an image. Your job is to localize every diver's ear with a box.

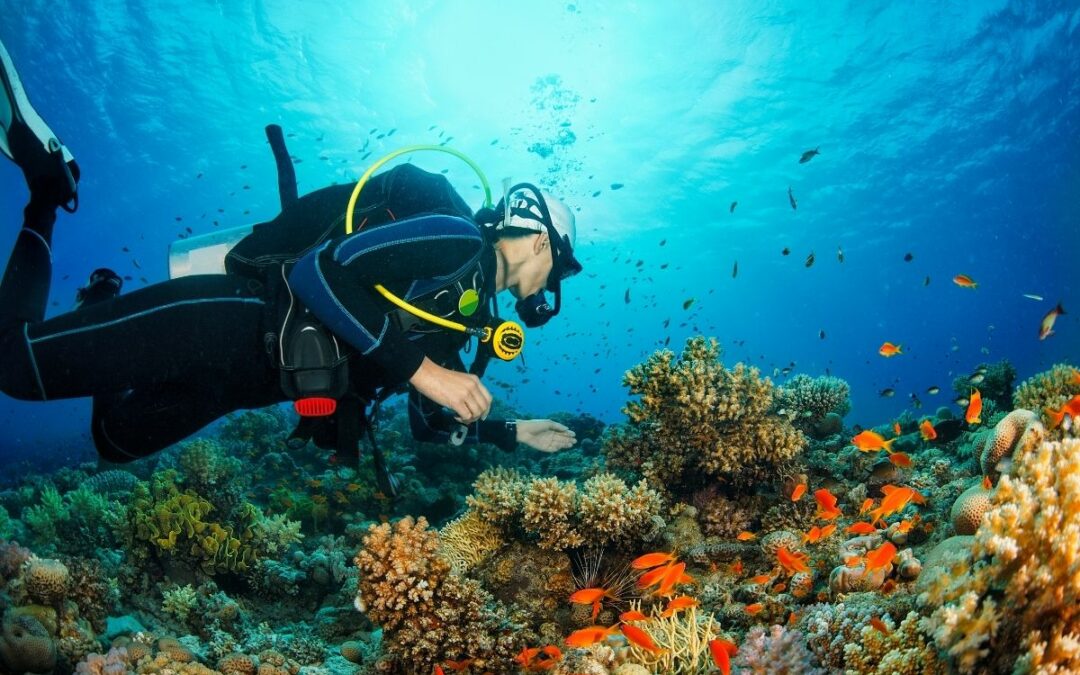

[532,232,549,255]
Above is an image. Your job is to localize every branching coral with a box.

[919,435,1080,673]
[354,516,521,672]
[617,603,722,674]
[774,374,852,434]
[604,336,806,496]
[179,438,242,490]
[438,508,507,573]
[162,584,199,622]
[464,470,662,551]
[1013,362,1080,413]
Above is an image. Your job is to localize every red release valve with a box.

[294,397,337,417]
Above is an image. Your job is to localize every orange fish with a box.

[788,611,800,625]
[846,521,878,535]
[919,419,937,441]
[892,422,902,436]
[433,666,445,675]
[776,546,810,574]
[851,430,896,453]
[895,518,916,535]
[730,560,744,575]
[661,595,698,617]
[803,526,822,544]
[879,342,903,357]
[565,625,618,648]
[1038,302,1065,340]
[631,552,676,570]
[620,622,664,654]
[864,542,897,572]
[965,388,982,425]
[619,610,649,622]
[655,561,687,597]
[637,564,672,589]
[869,485,921,524]
[1045,394,1080,428]
[844,555,863,567]
[790,483,807,502]
[708,639,737,675]
[820,523,836,538]
[443,659,474,671]
[814,488,843,520]
[540,645,562,661]
[745,603,764,615]
[750,574,773,585]
[881,578,898,594]
[736,531,757,541]
[869,617,891,635]
[983,475,993,490]
[859,498,874,515]
[514,647,541,667]
[569,588,608,604]
[888,452,913,468]
[772,583,787,593]
[953,273,977,288]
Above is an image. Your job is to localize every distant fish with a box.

[953,274,977,288]
[782,247,791,256]
[592,190,601,197]
[819,330,826,340]
[878,342,903,357]
[799,147,820,163]
[805,252,815,268]
[909,392,922,409]
[659,239,667,246]
[926,386,940,395]
[732,261,738,278]
[969,373,985,385]
[610,182,624,190]
[624,289,631,304]
[683,298,695,310]
[924,276,931,286]
[837,247,844,263]
[1022,293,1043,301]
[1039,302,1065,340]
[788,186,798,210]
[903,252,913,262]
[879,388,896,398]
[954,395,970,407]
[730,201,738,213]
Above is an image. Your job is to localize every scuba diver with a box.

[0,39,580,495]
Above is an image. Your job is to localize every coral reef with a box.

[0,612,57,674]
[979,408,1041,477]
[949,481,993,535]
[604,336,807,496]
[438,508,507,573]
[919,435,1080,673]
[1013,362,1080,413]
[733,624,823,674]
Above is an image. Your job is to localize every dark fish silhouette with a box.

[805,252,815,268]
[924,276,931,286]
[879,388,896,397]
[799,147,820,163]
[788,186,797,210]
[837,247,844,263]
[683,298,695,310]
[610,183,624,190]
[730,201,737,213]
[659,239,666,246]
[732,261,738,278]
[930,418,965,444]
[624,289,631,304]
[782,247,790,256]
[904,252,914,262]
[819,330,826,339]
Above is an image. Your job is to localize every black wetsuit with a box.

[0,166,517,462]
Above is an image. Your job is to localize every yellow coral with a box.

[979,408,1041,476]
[842,612,946,675]
[605,336,806,495]
[1013,363,1080,414]
[438,509,506,573]
[523,477,583,550]
[617,602,721,674]
[920,434,1080,673]
[949,481,994,535]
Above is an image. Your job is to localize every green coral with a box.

[122,480,258,575]
[178,438,241,489]
[161,584,199,622]
[604,336,807,496]
[1013,363,1079,414]
[0,505,11,540]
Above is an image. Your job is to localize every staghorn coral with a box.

[733,624,824,674]
[604,336,806,496]
[1013,362,1080,414]
[774,373,852,435]
[354,516,521,673]
[465,467,526,525]
[438,508,507,573]
[979,408,1041,477]
[919,435,1080,673]
[617,603,723,674]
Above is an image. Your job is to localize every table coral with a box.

[919,435,1080,673]
[604,336,806,497]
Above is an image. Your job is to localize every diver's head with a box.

[484,185,582,327]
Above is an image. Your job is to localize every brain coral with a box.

[979,408,1042,477]
[774,373,852,432]
[0,612,57,674]
[22,557,70,606]
[919,435,1080,673]
[949,481,994,535]
[604,336,806,496]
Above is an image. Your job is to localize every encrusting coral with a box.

[919,434,1080,673]
[604,336,806,496]
[979,408,1041,477]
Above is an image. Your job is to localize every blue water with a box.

[0,1,1077,466]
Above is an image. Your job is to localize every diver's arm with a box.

[287,215,484,385]
[408,384,517,451]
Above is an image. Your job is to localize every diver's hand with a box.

[516,419,576,453]
[409,357,492,424]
